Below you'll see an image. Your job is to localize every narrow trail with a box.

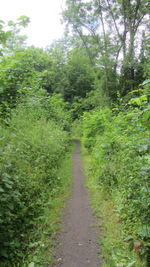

[55,140,101,267]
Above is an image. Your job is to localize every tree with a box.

[0,20,11,55]
[48,41,95,103]
[64,48,95,102]
[0,47,53,111]
[0,16,30,55]
[62,0,150,97]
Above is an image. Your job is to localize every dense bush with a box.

[0,98,70,265]
[82,87,150,266]
[82,107,111,150]
[0,48,51,108]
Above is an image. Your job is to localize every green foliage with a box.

[81,89,150,266]
[64,49,95,102]
[0,47,54,110]
[0,16,30,54]
[63,0,149,97]
[0,44,96,120]
[0,8,149,266]
[0,96,70,265]
[25,151,73,266]
[82,108,111,150]
[0,20,11,54]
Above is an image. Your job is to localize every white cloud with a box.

[0,0,65,47]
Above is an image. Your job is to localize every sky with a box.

[0,0,66,48]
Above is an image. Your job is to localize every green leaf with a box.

[127,261,136,267]
[28,263,35,267]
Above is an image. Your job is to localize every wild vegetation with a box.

[0,1,150,266]
[81,81,150,266]
[0,90,72,265]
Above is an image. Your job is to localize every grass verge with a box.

[25,150,73,267]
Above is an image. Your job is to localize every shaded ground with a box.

[55,140,101,267]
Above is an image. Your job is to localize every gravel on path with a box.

[55,140,101,267]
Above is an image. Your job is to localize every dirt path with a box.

[55,140,101,267]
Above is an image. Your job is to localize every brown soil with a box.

[55,140,101,267]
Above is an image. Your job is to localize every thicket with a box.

[0,89,71,265]
[0,6,150,266]
[82,81,150,266]
[0,19,75,265]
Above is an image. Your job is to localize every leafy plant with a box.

[0,94,71,265]
[81,92,150,266]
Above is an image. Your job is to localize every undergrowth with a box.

[81,84,150,267]
[0,92,72,266]
[25,152,73,266]
[82,146,148,267]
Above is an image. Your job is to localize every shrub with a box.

[82,102,150,265]
[0,102,70,265]
[82,107,111,150]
